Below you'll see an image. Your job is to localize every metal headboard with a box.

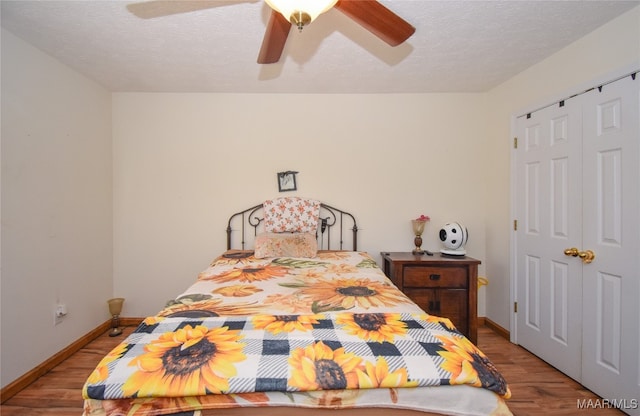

[226,202,358,251]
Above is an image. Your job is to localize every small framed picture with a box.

[277,171,297,192]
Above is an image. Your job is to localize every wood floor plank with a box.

[0,325,625,415]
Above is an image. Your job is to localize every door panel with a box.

[596,271,622,372]
[550,260,569,345]
[580,75,639,405]
[524,254,540,330]
[525,161,541,234]
[516,98,583,381]
[551,157,569,238]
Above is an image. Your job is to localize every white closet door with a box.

[514,74,639,410]
[580,75,640,405]
[515,97,583,380]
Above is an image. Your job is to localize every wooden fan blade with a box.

[257,10,292,64]
[127,1,255,19]
[334,0,415,46]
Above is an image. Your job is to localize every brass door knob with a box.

[564,247,579,257]
[563,247,595,263]
[578,249,595,264]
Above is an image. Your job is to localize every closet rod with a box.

[517,69,639,119]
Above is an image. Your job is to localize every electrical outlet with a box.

[54,304,67,325]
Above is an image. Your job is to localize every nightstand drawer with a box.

[404,266,467,288]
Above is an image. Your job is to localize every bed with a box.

[83,197,512,416]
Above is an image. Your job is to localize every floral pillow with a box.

[254,232,318,259]
[263,197,321,233]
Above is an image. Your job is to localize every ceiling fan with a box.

[127,0,415,64]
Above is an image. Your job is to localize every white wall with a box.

[1,29,113,388]
[484,6,640,330]
[113,92,491,316]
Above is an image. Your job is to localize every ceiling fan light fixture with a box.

[290,11,311,31]
[265,0,338,30]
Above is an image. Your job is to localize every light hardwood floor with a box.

[0,325,624,415]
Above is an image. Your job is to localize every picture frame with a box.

[277,171,298,192]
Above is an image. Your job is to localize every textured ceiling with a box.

[1,0,638,93]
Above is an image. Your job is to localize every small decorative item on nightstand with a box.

[411,214,430,255]
[107,298,124,337]
[439,222,468,256]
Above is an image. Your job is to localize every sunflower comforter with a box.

[83,251,511,416]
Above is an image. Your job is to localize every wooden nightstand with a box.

[381,252,480,344]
